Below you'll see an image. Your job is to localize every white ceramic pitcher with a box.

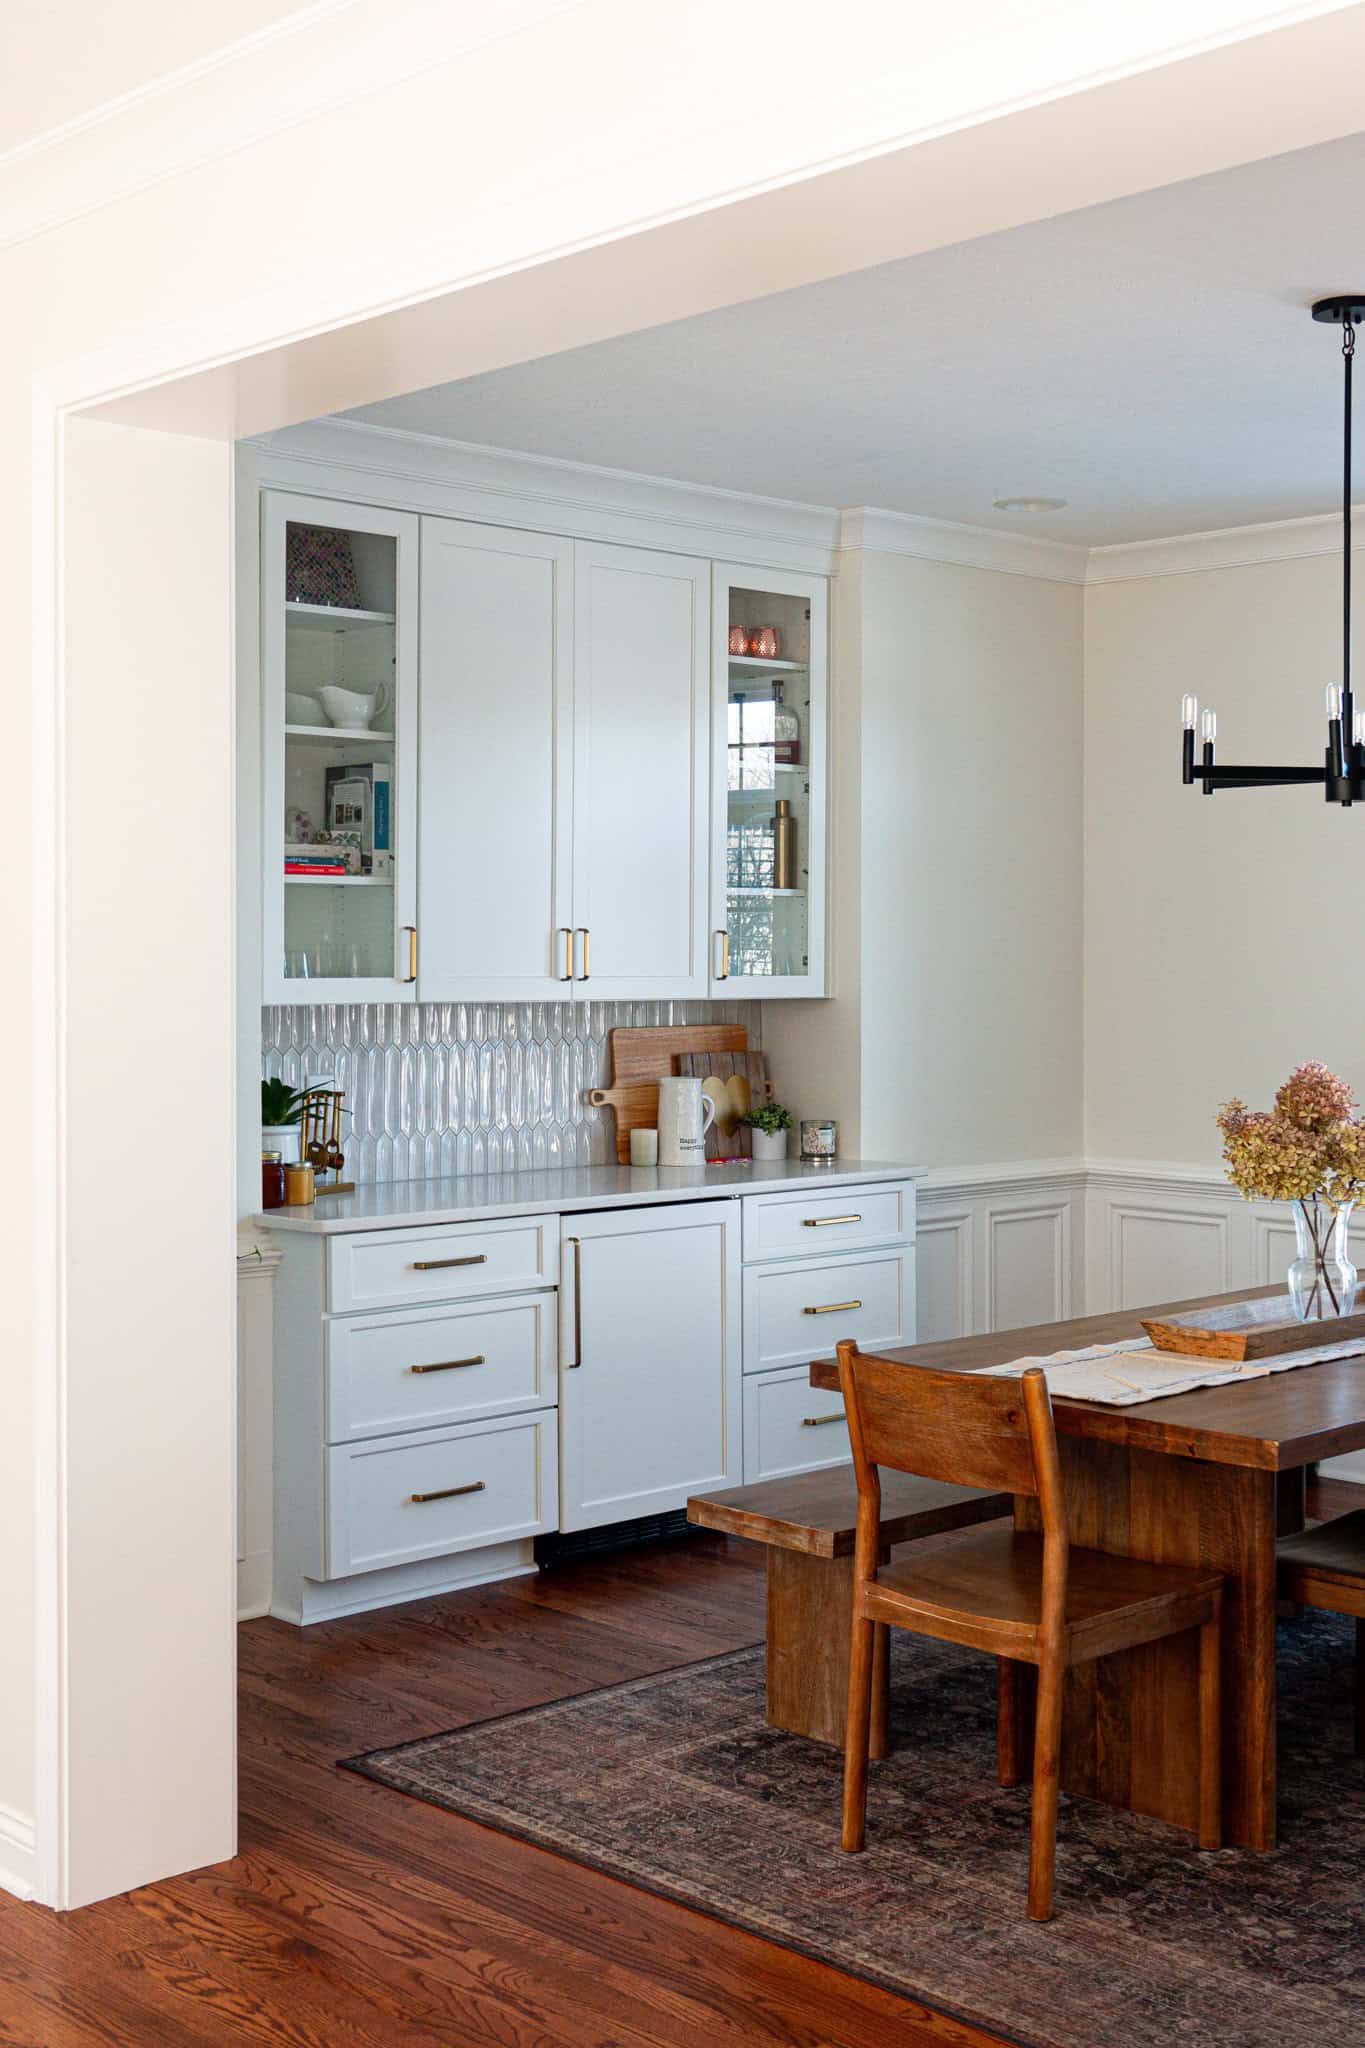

[656,1076,715,1166]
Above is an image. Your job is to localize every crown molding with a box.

[1084,506,1365,584]
[839,507,1090,585]
[0,0,578,250]
[250,418,842,571]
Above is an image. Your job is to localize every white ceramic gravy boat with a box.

[319,681,390,732]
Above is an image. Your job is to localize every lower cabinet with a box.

[742,1363,852,1482]
[558,1199,742,1530]
[326,1410,558,1577]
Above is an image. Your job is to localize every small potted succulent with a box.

[742,1102,794,1163]
[262,1076,307,1166]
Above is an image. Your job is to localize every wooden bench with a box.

[688,1467,1010,1755]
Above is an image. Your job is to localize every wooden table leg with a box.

[1018,1443,1279,1849]
[765,1548,889,1758]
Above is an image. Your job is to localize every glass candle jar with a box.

[728,624,748,656]
[749,625,781,659]
[799,1118,838,1162]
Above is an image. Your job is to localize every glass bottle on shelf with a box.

[772,681,801,767]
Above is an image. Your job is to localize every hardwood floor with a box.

[2,1475,1358,2048]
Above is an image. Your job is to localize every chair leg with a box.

[1356,1618,1364,1758]
[841,1613,877,1853]
[997,1658,1024,1787]
[1027,1651,1064,1923]
[1197,1610,1222,1850]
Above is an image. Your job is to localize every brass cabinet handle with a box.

[713,929,729,979]
[558,927,573,981]
[401,926,417,983]
[410,1480,486,1504]
[802,1299,863,1315]
[410,1354,485,1375]
[801,1413,846,1428]
[564,1235,582,1367]
[803,1214,862,1228]
[411,1254,488,1271]
[576,927,591,981]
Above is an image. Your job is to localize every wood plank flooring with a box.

[2,1474,1358,2048]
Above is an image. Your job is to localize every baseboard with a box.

[0,1803,37,1902]
[237,1549,271,1621]
[271,1539,537,1625]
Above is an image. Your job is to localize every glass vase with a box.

[1288,1198,1357,1322]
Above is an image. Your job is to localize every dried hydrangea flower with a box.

[1275,1061,1356,1134]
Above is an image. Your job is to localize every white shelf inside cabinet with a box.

[283,874,394,888]
[284,724,396,746]
[728,655,807,673]
[286,602,395,629]
[728,886,806,898]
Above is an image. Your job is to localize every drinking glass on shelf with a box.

[285,949,310,980]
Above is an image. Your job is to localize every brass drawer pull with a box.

[558,926,573,981]
[576,927,591,981]
[801,1413,846,1428]
[411,1254,488,1271]
[410,1354,485,1375]
[802,1299,862,1315]
[401,926,417,983]
[410,1481,486,1504]
[564,1236,582,1367]
[803,1214,862,1227]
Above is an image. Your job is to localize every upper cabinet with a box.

[711,565,828,998]
[572,542,711,1000]
[262,493,419,1004]
[258,482,828,1005]
[419,520,575,1002]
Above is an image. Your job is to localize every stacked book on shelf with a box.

[284,846,355,877]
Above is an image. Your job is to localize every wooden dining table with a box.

[809,1284,1365,1850]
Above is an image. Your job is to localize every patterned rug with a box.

[342,1613,1365,2048]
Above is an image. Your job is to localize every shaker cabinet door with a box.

[571,541,710,998]
[418,519,575,1001]
[558,1200,741,1530]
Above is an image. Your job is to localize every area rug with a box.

[341,1614,1365,2048]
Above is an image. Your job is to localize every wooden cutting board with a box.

[677,1050,771,1159]
[588,1024,748,1164]
[1142,1292,1365,1361]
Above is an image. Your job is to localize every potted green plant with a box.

[741,1102,794,1163]
[261,1077,307,1166]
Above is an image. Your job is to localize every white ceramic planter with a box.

[750,1127,788,1162]
[262,1123,302,1166]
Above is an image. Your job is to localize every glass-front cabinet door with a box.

[261,492,418,1002]
[710,564,827,996]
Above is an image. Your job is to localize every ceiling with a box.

[346,132,1365,550]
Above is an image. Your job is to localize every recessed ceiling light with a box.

[992,496,1069,513]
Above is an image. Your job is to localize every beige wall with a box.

[1084,553,1360,1163]
[766,550,1085,1167]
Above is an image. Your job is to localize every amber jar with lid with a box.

[261,1149,286,1211]
[283,1161,316,1206]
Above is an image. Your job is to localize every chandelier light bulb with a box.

[1355,710,1365,747]
[1181,694,1198,730]
[1327,684,1345,720]
[1200,708,1217,744]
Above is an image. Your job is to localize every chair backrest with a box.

[836,1341,1064,1535]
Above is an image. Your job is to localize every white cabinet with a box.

[571,541,711,999]
[711,563,828,997]
[418,520,575,1001]
[558,1200,742,1530]
[261,491,419,1003]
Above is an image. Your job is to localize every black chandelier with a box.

[1182,295,1365,804]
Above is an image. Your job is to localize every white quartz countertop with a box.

[259,1158,924,1234]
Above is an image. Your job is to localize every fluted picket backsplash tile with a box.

[261,1001,760,1183]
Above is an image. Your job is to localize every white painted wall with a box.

[1085,550,1363,1161]
[766,547,1085,1168]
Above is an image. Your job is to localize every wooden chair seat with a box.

[867,1529,1223,1663]
[1277,1508,1365,1753]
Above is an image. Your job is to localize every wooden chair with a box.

[1277,1509,1365,1752]
[836,1339,1225,1921]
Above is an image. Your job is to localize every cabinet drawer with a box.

[324,1293,557,1444]
[325,1411,558,1578]
[742,1247,912,1374]
[742,1365,851,1483]
[742,1182,914,1261]
[327,1215,557,1313]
